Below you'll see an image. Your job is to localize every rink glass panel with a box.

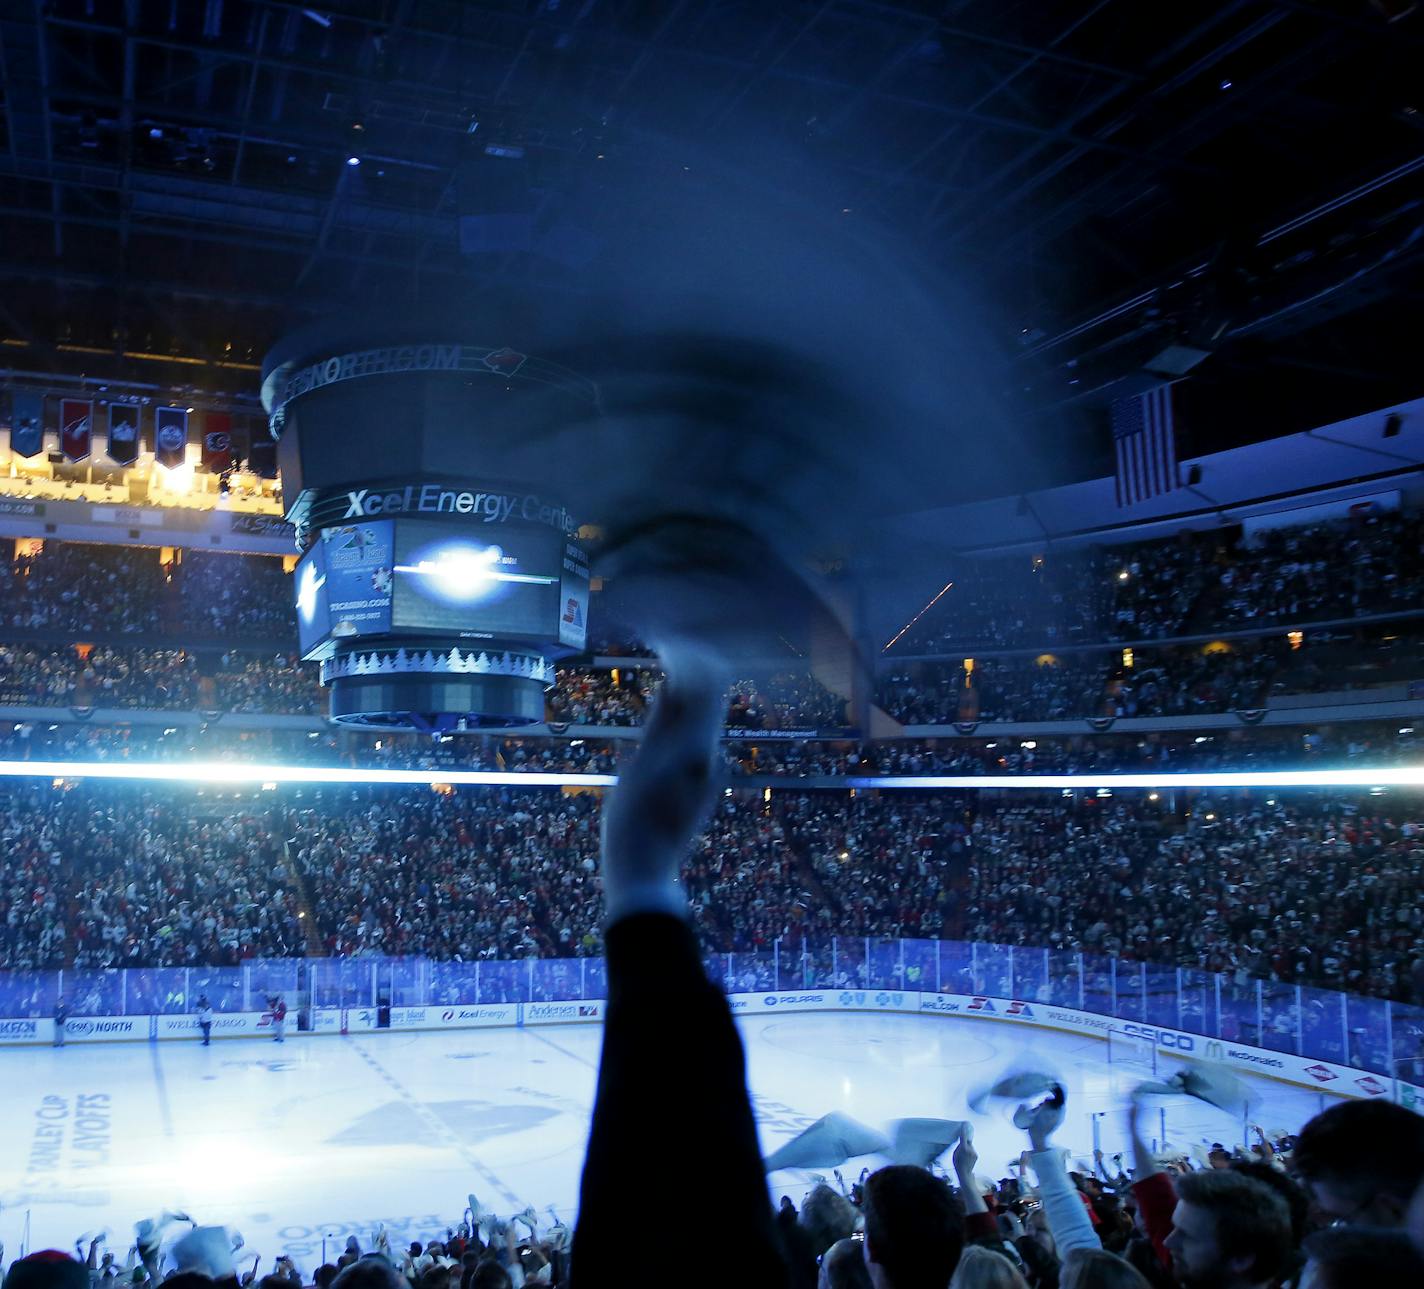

[1114,961,1148,1023]
[0,970,58,1016]
[6,938,1417,1080]
[1143,965,1179,1031]
[1045,951,1086,1009]
[1299,986,1348,1063]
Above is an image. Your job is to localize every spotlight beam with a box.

[394,560,557,586]
[3,760,618,787]
[1,761,1422,790]
[844,769,1424,791]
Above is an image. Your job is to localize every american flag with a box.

[1112,385,1179,508]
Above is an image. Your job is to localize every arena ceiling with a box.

[1,0,1421,481]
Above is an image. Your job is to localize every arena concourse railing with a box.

[2,939,1421,1106]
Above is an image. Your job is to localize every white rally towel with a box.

[764,1112,890,1172]
[1132,1061,1254,1119]
[170,1227,236,1281]
[886,1118,966,1170]
[968,1070,1059,1116]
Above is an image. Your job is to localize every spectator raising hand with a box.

[572,640,786,1287]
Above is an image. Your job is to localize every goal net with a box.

[1108,1028,1158,1077]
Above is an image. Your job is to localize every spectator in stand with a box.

[545,668,650,726]
[215,652,324,715]
[875,634,1380,727]
[888,510,1424,654]
[948,792,1424,1001]
[949,1247,1029,1288]
[292,787,607,961]
[861,1167,965,1287]
[1289,1101,1424,1228]
[0,636,1338,725]
[799,1185,860,1261]
[727,672,849,730]
[572,640,786,1286]
[1057,1251,1151,1289]
[8,511,1424,727]
[0,643,328,714]
[167,550,296,639]
[822,1240,875,1289]
[1298,1227,1424,1287]
[5,544,294,641]
[0,783,303,971]
[1161,1172,1293,1289]
[5,776,1424,1006]
[1209,512,1424,628]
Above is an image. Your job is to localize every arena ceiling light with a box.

[2,760,617,787]
[2,761,1424,791]
[844,769,1424,791]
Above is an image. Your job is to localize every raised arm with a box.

[571,643,787,1287]
[953,1126,988,1218]
[1021,1085,1101,1258]
[1127,1093,1176,1270]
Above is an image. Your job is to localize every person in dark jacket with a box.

[572,642,787,1287]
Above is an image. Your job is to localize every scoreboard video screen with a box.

[294,514,588,659]
[294,536,330,657]
[324,519,395,636]
[390,520,561,639]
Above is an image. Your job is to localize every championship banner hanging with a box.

[9,390,44,457]
[60,399,93,461]
[155,406,188,469]
[202,411,233,471]
[106,404,140,465]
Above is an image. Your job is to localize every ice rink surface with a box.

[0,1013,1341,1265]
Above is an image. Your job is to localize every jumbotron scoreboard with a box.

[293,481,589,658]
[262,321,598,731]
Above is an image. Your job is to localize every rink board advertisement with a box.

[4,994,1420,1105]
[309,1008,378,1034]
[0,1017,50,1043]
[154,1011,274,1039]
[390,1004,519,1029]
[913,992,1422,1102]
[61,1016,146,1043]
[301,1002,576,1032]
[523,1000,603,1026]
[724,990,920,1014]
